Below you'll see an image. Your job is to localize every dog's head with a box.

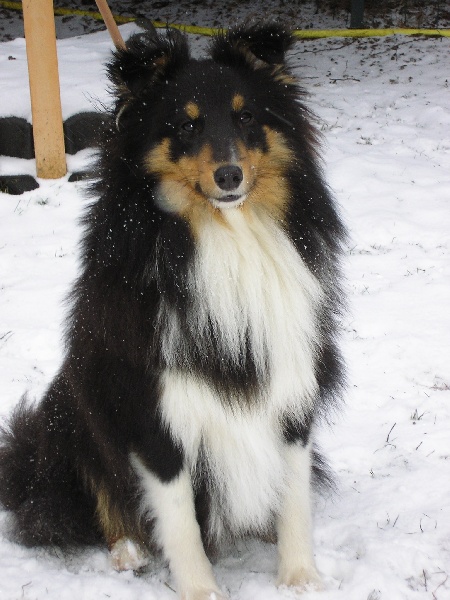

[108,24,311,223]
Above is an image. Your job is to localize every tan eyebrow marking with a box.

[231,94,245,112]
[185,101,200,120]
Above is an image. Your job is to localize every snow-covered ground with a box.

[1,16,449,600]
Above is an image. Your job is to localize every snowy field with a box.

[0,16,449,600]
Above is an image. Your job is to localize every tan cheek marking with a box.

[145,139,192,214]
[145,138,173,175]
[232,93,245,112]
[245,126,294,221]
[185,101,200,120]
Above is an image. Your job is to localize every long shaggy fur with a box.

[0,22,346,597]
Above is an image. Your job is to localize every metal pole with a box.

[350,0,365,28]
[22,0,66,179]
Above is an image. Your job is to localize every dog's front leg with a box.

[132,457,226,600]
[276,442,322,591]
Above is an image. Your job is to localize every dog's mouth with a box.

[217,193,243,203]
[209,193,247,209]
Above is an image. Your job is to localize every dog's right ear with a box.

[108,28,190,99]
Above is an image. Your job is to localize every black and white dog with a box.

[0,24,346,599]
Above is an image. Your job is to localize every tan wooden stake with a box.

[94,0,126,49]
[23,0,66,179]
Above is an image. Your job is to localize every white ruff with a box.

[161,206,323,403]
[158,206,324,538]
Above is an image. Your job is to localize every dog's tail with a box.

[0,397,100,547]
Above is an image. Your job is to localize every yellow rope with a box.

[293,27,450,38]
[1,1,449,39]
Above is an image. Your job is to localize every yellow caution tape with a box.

[1,1,449,39]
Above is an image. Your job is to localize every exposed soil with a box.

[0,0,448,42]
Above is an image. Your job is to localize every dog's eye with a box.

[181,121,196,133]
[239,111,254,125]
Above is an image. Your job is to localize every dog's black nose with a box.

[214,165,243,191]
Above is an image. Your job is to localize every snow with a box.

[1,15,450,600]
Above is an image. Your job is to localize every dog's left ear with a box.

[211,23,295,69]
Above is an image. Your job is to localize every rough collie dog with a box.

[0,24,346,599]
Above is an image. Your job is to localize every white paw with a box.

[180,588,228,600]
[277,566,323,592]
[110,537,149,572]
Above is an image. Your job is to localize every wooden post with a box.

[23,0,67,179]
[94,0,126,49]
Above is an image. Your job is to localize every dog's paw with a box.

[277,566,323,592]
[110,537,149,572]
[180,588,228,600]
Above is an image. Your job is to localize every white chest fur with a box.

[158,207,323,536]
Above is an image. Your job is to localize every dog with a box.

[0,23,346,599]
